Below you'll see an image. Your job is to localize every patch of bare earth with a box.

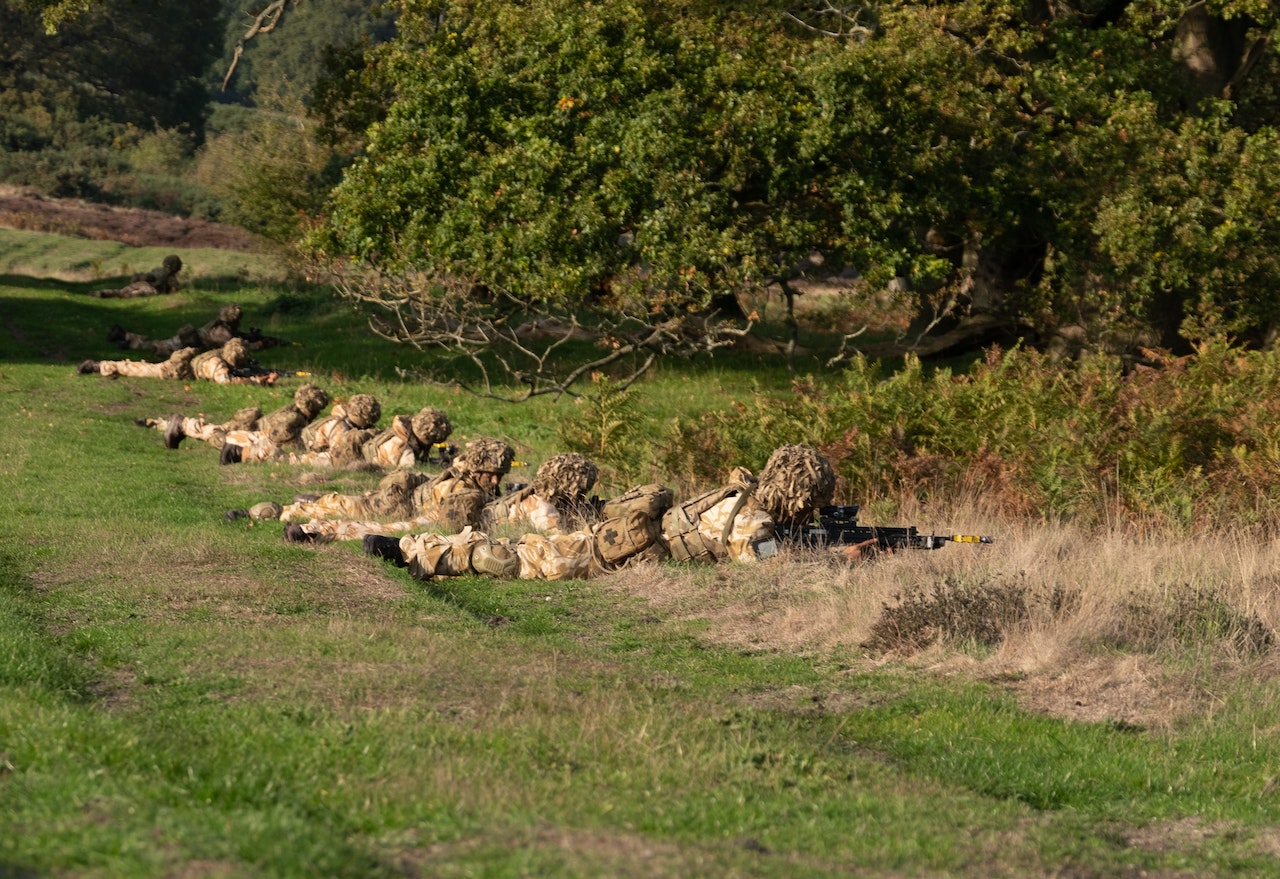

[991,654,1200,731]
[0,184,263,252]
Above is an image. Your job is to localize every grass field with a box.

[4,231,1280,878]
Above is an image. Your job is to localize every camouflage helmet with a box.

[161,254,183,274]
[455,437,515,477]
[221,336,251,368]
[218,303,243,324]
[249,501,282,520]
[753,444,836,526]
[344,394,381,429]
[410,407,452,446]
[532,453,598,507]
[292,383,329,419]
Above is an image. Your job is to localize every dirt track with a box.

[0,186,262,252]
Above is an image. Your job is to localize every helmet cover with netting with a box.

[532,453,599,508]
[753,444,836,525]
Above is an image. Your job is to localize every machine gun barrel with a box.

[780,506,994,551]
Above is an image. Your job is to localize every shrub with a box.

[658,340,1280,530]
[862,575,1032,655]
[1098,587,1275,658]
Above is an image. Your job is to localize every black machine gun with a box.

[779,505,994,552]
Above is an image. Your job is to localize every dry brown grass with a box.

[608,514,1280,730]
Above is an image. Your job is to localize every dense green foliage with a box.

[310,0,1280,361]
[214,0,396,107]
[0,0,224,207]
[653,341,1280,529]
[2,0,386,229]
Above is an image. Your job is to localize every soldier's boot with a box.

[107,324,126,345]
[163,415,185,449]
[78,359,100,375]
[471,542,520,578]
[220,443,243,465]
[134,417,158,429]
[363,534,407,567]
[283,523,318,544]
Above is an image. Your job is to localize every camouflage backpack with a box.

[260,406,309,446]
[359,467,433,520]
[598,483,674,522]
[435,486,488,534]
[584,483,673,568]
[328,427,377,466]
[259,383,327,446]
[360,416,413,465]
[412,472,489,534]
[226,406,263,432]
[592,509,662,568]
[484,483,537,526]
[660,481,756,564]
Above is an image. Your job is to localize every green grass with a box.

[4,249,1280,877]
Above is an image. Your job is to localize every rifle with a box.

[779,505,994,552]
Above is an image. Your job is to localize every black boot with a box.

[163,415,185,449]
[283,523,318,544]
[220,443,243,465]
[107,324,126,345]
[363,534,407,567]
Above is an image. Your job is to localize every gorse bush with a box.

[1099,587,1276,659]
[659,340,1280,530]
[863,575,1033,655]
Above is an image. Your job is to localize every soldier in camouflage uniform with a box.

[210,394,384,464]
[359,444,838,582]
[81,337,276,386]
[108,303,261,357]
[89,255,183,298]
[78,345,199,380]
[232,437,514,535]
[280,451,598,545]
[226,406,453,469]
[143,383,331,452]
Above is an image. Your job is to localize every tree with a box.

[303,0,1278,383]
[793,0,1280,358]
[2,0,224,142]
[308,1,865,392]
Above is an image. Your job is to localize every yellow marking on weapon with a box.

[949,535,994,544]
[512,461,528,467]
